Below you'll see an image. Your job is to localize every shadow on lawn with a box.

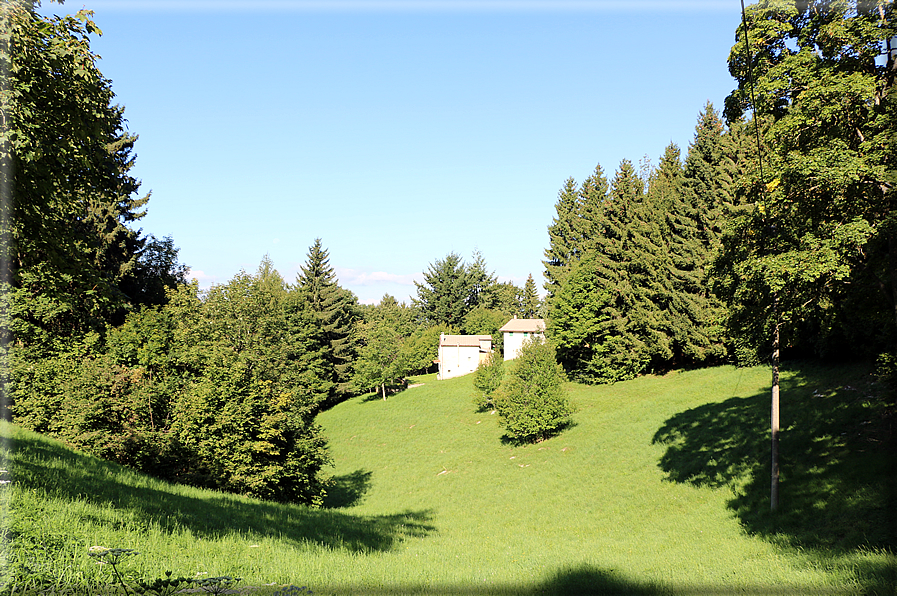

[8,433,434,553]
[651,362,896,556]
[313,564,670,595]
[322,469,373,508]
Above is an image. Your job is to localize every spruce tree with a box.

[466,250,499,310]
[522,274,540,318]
[543,177,582,303]
[665,104,737,364]
[551,160,653,382]
[295,239,359,397]
[576,164,610,252]
[625,145,682,370]
[413,252,470,328]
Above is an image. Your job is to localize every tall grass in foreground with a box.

[2,364,894,594]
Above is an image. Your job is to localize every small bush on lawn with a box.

[473,353,504,411]
[494,338,570,443]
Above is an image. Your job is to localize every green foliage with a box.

[550,255,648,384]
[662,106,735,364]
[472,353,503,411]
[716,0,896,359]
[413,252,471,328]
[548,107,741,383]
[296,239,360,397]
[543,177,586,302]
[352,319,406,399]
[401,324,450,375]
[549,160,660,382]
[170,269,332,504]
[521,274,540,319]
[493,339,570,442]
[11,260,334,505]
[465,250,499,310]
[414,251,505,329]
[461,306,506,337]
[10,340,178,472]
[1,3,187,351]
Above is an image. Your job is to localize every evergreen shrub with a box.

[473,353,503,411]
[494,339,570,443]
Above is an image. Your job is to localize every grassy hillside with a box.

[2,363,894,594]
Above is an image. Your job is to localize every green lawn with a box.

[3,363,894,594]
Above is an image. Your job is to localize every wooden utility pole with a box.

[771,299,780,512]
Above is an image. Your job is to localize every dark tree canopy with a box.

[295,239,360,397]
[715,0,896,361]
[2,3,151,351]
[413,252,477,328]
[546,107,741,382]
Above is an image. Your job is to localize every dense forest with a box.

[1,0,894,504]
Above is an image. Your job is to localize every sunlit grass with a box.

[2,363,894,594]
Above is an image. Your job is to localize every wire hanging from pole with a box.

[740,0,766,184]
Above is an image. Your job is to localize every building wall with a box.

[503,331,545,361]
[438,344,483,380]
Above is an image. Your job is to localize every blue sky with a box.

[44,0,745,304]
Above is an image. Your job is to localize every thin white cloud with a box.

[75,0,737,12]
[186,268,219,288]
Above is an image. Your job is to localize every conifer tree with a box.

[413,252,470,328]
[522,274,540,318]
[466,250,499,310]
[543,177,582,302]
[494,281,524,318]
[551,160,653,382]
[665,105,738,364]
[295,239,359,397]
[576,164,610,252]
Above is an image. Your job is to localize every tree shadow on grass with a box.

[651,362,896,557]
[313,564,671,595]
[498,420,578,447]
[322,469,373,508]
[7,430,434,553]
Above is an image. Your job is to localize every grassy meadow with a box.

[2,363,895,594]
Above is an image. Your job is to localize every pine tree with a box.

[413,252,470,328]
[466,250,499,310]
[543,177,582,303]
[576,164,611,251]
[664,104,738,364]
[295,239,359,397]
[522,274,540,318]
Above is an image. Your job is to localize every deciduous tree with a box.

[1,2,152,351]
[715,0,894,510]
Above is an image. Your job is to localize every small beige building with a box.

[499,317,546,361]
[437,334,493,380]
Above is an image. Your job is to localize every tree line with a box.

[1,1,547,504]
[545,0,895,384]
[3,0,894,504]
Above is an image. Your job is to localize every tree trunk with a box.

[771,305,781,512]
[890,232,897,334]
[381,383,387,400]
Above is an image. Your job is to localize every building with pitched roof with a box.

[437,334,493,380]
[499,317,546,361]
